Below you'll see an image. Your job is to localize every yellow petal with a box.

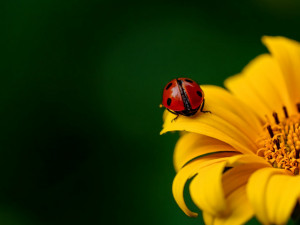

[213,186,254,225]
[189,155,267,218]
[189,161,228,216]
[226,154,271,168]
[225,53,294,119]
[247,168,289,225]
[222,162,269,198]
[172,153,236,217]
[203,85,262,133]
[262,36,300,114]
[173,133,237,171]
[202,162,267,225]
[203,211,215,225]
[265,174,300,224]
[225,73,270,119]
[202,187,254,225]
[161,111,257,155]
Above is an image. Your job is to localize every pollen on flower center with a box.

[257,104,300,175]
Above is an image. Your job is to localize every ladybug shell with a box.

[162,78,204,112]
[162,79,185,111]
[180,78,204,110]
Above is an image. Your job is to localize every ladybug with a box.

[161,78,210,121]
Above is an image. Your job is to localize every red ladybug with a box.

[161,78,210,120]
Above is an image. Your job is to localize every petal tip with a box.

[261,35,281,44]
[262,35,300,49]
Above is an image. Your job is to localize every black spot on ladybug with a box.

[185,79,193,83]
[177,80,182,85]
[166,82,172,90]
[197,91,202,97]
[167,98,172,106]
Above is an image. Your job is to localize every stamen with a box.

[283,106,289,118]
[297,103,300,113]
[257,104,300,175]
[274,139,280,149]
[272,112,280,124]
[267,125,274,138]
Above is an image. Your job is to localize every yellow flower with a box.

[161,36,300,225]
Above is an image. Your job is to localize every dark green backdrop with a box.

[1,0,300,224]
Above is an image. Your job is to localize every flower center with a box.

[257,104,300,175]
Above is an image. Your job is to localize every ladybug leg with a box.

[200,99,211,113]
[166,108,180,122]
[171,114,179,122]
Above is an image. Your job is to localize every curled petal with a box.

[161,112,257,155]
[189,161,228,216]
[200,161,266,225]
[174,133,236,171]
[172,153,238,217]
[190,155,268,219]
[203,186,253,225]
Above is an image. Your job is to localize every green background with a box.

[1,0,300,224]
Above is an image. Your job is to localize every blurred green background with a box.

[2,0,300,224]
